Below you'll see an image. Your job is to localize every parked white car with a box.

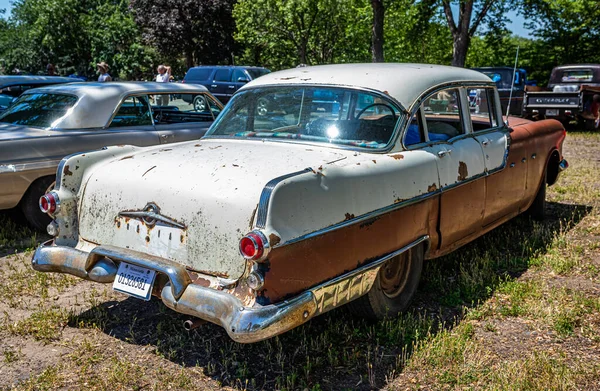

[32,64,567,343]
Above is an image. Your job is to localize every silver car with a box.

[0,82,222,230]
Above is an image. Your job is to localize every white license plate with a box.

[546,109,559,116]
[113,262,156,301]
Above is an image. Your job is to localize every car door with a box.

[469,87,524,226]
[210,68,233,103]
[152,92,223,143]
[421,87,486,248]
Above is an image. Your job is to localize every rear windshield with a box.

[559,69,593,83]
[185,68,213,81]
[207,86,401,149]
[0,93,78,128]
[247,68,270,80]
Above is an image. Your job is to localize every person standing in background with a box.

[155,65,171,106]
[97,62,112,82]
[46,63,56,76]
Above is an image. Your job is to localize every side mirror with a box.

[237,77,250,83]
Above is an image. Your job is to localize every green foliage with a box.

[0,0,156,79]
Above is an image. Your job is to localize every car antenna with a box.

[505,46,520,126]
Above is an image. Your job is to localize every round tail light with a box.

[39,192,59,214]
[239,231,270,261]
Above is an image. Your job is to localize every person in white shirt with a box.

[155,65,171,106]
[97,62,112,82]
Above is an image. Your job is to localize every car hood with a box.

[77,138,353,279]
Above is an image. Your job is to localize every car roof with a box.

[188,65,268,70]
[241,63,493,110]
[18,82,211,129]
[0,75,80,88]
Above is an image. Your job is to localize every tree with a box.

[440,0,511,67]
[371,0,384,62]
[0,0,155,79]
[130,0,236,68]
[233,0,362,69]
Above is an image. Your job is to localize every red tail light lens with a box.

[239,231,270,261]
[39,192,58,214]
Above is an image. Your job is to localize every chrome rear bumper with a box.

[32,236,427,343]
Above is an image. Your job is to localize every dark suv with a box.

[182,66,270,105]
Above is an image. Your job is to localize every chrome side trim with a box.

[283,191,440,247]
[255,168,313,229]
[0,159,61,174]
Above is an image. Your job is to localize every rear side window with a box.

[185,68,213,81]
[109,96,152,128]
[232,69,247,82]
[0,93,78,128]
[468,88,498,131]
[214,69,231,82]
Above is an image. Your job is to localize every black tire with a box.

[527,171,546,221]
[20,176,55,231]
[348,244,424,319]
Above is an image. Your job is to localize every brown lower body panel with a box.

[259,197,439,304]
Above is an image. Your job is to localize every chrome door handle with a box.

[160,134,168,139]
[437,150,451,158]
[228,85,235,89]
[531,153,536,159]
[510,163,515,168]
[211,84,217,88]
[482,139,490,147]
[521,158,527,163]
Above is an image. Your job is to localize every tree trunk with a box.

[452,34,470,67]
[371,0,384,63]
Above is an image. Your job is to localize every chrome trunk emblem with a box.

[118,203,186,229]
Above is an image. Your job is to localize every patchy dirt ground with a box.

[0,132,599,391]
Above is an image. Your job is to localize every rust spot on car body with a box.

[372,160,377,164]
[269,233,281,246]
[209,145,222,150]
[119,155,134,161]
[344,213,355,220]
[457,161,468,181]
[63,165,73,176]
[428,183,437,192]
[142,166,156,177]
[390,154,404,160]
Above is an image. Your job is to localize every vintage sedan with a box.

[31,64,567,343]
[0,82,222,230]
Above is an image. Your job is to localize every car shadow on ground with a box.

[70,201,591,390]
[0,208,48,257]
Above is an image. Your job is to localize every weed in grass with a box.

[11,364,64,390]
[2,346,21,363]
[3,306,70,342]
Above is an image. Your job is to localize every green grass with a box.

[1,131,599,390]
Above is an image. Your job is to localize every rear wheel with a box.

[20,176,55,231]
[348,244,424,319]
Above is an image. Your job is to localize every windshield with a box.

[0,93,78,128]
[206,86,401,149]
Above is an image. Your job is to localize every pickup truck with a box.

[523,64,600,129]
[472,67,527,116]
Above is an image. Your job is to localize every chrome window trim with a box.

[205,84,408,154]
[0,159,62,174]
[104,93,155,129]
[402,81,497,150]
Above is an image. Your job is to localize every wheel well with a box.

[19,175,55,205]
[546,150,560,186]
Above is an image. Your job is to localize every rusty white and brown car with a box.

[31,64,568,343]
[0,82,222,230]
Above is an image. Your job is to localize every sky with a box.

[0,0,532,38]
